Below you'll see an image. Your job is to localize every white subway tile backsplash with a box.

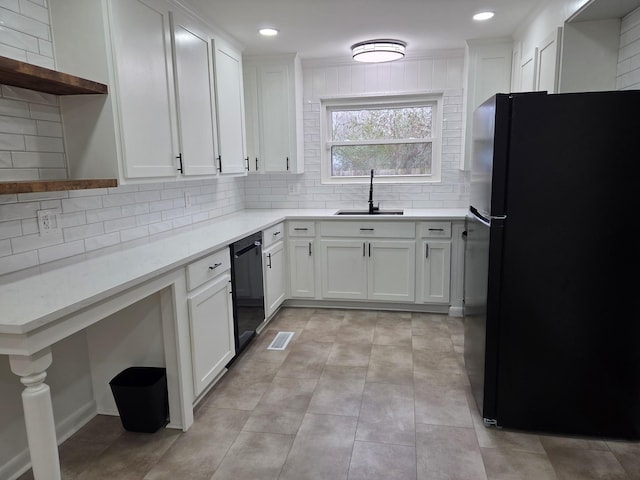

[59,211,86,228]
[85,206,123,224]
[62,196,104,213]
[38,240,85,264]
[18,0,50,24]
[84,232,121,252]
[0,23,38,52]
[38,167,67,179]
[0,220,22,239]
[0,250,38,274]
[11,230,62,253]
[0,201,39,221]
[24,50,54,68]
[2,86,57,106]
[11,151,64,167]
[119,225,148,243]
[28,103,60,121]
[35,120,62,136]
[0,42,27,62]
[104,216,136,233]
[63,223,105,242]
[0,132,26,150]
[0,116,37,135]
[0,6,49,39]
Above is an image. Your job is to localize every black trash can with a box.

[109,366,168,433]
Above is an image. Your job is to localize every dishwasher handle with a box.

[234,241,262,258]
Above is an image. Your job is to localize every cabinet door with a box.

[242,64,260,172]
[420,240,451,304]
[188,273,235,396]
[289,239,316,298]
[368,240,416,302]
[263,241,286,318]
[536,28,562,94]
[260,64,291,172]
[213,39,247,175]
[171,11,217,176]
[320,239,367,300]
[110,0,179,179]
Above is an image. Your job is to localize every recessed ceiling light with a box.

[259,28,279,37]
[473,11,495,21]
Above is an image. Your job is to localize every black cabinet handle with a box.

[176,153,183,173]
[362,242,365,256]
[294,227,308,231]
[216,155,222,173]
[308,242,312,256]
[368,243,371,257]
[428,228,444,232]
[286,156,289,171]
[273,231,281,237]
[255,157,258,171]
[360,228,374,231]
[209,262,222,270]
[244,157,249,171]
[425,244,429,258]
[267,253,272,268]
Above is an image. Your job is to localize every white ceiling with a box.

[182,0,551,60]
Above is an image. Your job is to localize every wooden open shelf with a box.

[0,179,118,195]
[0,55,108,95]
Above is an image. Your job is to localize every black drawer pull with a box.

[209,262,222,270]
[360,228,374,231]
[273,231,281,236]
[294,227,308,231]
[428,228,444,232]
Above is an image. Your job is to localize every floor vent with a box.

[267,331,294,351]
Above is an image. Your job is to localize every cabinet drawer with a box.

[419,221,452,238]
[288,221,315,237]
[186,248,231,291]
[263,222,285,247]
[320,221,415,238]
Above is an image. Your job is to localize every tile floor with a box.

[18,307,640,479]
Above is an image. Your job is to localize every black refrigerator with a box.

[463,90,640,440]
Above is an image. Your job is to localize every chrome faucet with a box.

[368,169,379,214]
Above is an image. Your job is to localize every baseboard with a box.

[282,299,451,314]
[2,400,97,480]
[448,305,464,317]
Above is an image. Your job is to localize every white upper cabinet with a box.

[49,0,246,183]
[170,10,218,176]
[213,39,248,175]
[243,54,304,174]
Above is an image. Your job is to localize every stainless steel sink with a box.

[334,210,404,215]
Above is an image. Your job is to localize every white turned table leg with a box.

[10,349,61,480]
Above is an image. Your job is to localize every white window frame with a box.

[320,93,443,185]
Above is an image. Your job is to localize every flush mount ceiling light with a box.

[259,28,279,36]
[351,39,406,63]
[473,11,495,21]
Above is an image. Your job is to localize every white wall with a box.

[245,52,470,210]
[617,6,640,89]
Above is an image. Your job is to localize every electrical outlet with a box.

[37,209,61,236]
[185,192,194,208]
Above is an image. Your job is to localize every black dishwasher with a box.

[229,231,265,358]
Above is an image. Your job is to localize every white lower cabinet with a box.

[263,241,286,317]
[288,239,316,298]
[319,221,416,303]
[418,221,452,304]
[186,250,235,397]
[320,239,416,302]
[419,240,451,303]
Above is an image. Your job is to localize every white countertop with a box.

[0,208,466,335]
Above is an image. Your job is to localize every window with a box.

[321,95,442,184]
